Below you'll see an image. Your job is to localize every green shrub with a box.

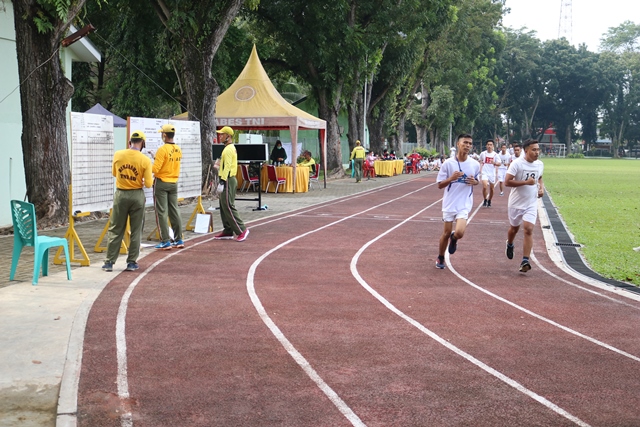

[415,147,439,158]
[567,153,585,159]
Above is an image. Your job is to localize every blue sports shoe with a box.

[436,256,446,269]
[102,261,113,272]
[154,241,172,250]
[172,239,185,249]
[125,262,139,271]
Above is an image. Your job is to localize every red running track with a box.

[77,174,640,427]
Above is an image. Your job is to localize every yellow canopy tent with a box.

[174,45,327,189]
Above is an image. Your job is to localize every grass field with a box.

[542,158,640,286]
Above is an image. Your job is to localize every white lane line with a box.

[448,207,640,364]
[446,256,640,366]
[247,183,437,427]
[530,252,640,311]
[112,177,424,425]
[350,202,590,427]
[115,236,217,427]
[114,179,432,427]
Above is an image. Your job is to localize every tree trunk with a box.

[346,87,363,151]
[415,126,427,149]
[180,42,216,190]
[12,1,82,227]
[151,0,243,191]
[317,89,344,174]
[565,123,572,155]
[394,114,406,154]
[613,120,625,159]
[368,107,386,155]
[416,82,428,148]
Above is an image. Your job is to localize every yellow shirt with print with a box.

[153,143,182,182]
[112,149,153,190]
[350,146,366,160]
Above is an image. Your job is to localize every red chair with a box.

[363,161,376,179]
[404,161,413,174]
[266,165,286,193]
[410,157,421,174]
[239,164,259,192]
[309,163,320,189]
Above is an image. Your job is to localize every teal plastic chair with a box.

[10,200,72,285]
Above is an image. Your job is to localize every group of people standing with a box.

[102,124,186,272]
[103,124,251,273]
[436,134,544,273]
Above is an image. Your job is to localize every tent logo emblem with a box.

[235,86,256,102]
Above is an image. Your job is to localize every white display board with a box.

[69,112,115,213]
[128,117,202,205]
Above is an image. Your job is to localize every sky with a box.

[501,0,637,52]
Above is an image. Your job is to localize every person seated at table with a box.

[366,151,377,168]
[270,140,287,166]
[382,149,391,160]
[298,150,316,171]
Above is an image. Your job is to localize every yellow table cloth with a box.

[374,160,404,177]
[259,165,309,193]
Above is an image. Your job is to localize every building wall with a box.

[0,1,27,227]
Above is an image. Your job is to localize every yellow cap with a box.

[130,130,146,141]
[158,124,176,133]
[216,126,234,136]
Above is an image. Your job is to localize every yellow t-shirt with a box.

[112,149,153,190]
[219,143,238,181]
[152,143,182,182]
[350,146,366,160]
[298,158,316,171]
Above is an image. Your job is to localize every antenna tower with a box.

[558,0,573,43]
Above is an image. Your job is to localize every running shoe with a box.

[506,241,514,260]
[500,191,504,196]
[448,232,458,255]
[125,262,139,271]
[102,261,113,272]
[154,241,172,250]
[487,200,492,208]
[482,199,487,207]
[213,231,235,240]
[519,260,531,272]
[236,228,250,242]
[436,256,446,269]
[172,239,185,248]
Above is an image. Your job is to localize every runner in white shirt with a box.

[496,143,512,196]
[479,139,501,207]
[505,139,545,273]
[435,134,480,269]
[510,142,522,162]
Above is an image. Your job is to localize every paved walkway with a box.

[0,173,418,427]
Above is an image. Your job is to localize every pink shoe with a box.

[235,228,250,242]
[214,231,234,240]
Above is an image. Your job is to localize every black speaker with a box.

[212,143,268,162]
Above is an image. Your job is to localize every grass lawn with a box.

[542,158,640,286]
